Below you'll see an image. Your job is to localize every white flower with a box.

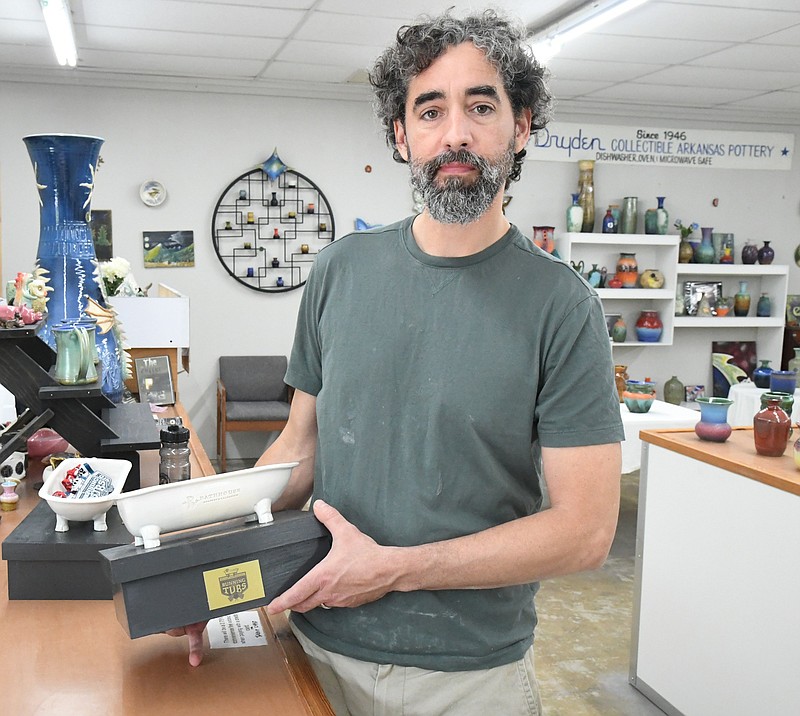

[100,256,130,281]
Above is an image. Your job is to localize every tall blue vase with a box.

[23,134,124,402]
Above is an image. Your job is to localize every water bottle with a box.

[159,424,191,484]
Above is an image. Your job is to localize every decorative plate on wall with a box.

[139,180,167,207]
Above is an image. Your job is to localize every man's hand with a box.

[165,620,208,667]
[266,500,399,613]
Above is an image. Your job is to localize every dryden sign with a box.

[530,123,794,170]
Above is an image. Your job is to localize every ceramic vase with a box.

[757,292,771,317]
[734,281,750,317]
[757,240,774,265]
[694,397,733,443]
[586,264,603,288]
[769,370,797,395]
[635,310,663,342]
[741,241,758,264]
[621,196,638,234]
[611,317,627,343]
[694,227,715,263]
[788,348,800,375]
[577,160,595,233]
[23,134,124,403]
[616,252,638,288]
[678,237,694,264]
[614,365,628,402]
[753,359,773,389]
[622,380,656,413]
[655,196,669,234]
[753,397,791,456]
[644,208,658,235]
[0,479,19,511]
[601,209,617,234]
[663,375,685,406]
[566,193,584,233]
[639,269,665,289]
[717,232,734,264]
[760,391,794,416]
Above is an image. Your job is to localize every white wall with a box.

[1,80,799,460]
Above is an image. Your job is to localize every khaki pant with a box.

[291,622,542,716]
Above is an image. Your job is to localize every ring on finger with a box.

[320,602,332,610]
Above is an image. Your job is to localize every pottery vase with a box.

[586,264,603,288]
[577,160,595,232]
[694,227,715,263]
[753,398,791,456]
[639,269,665,289]
[655,196,669,235]
[663,375,685,406]
[622,380,656,414]
[757,240,774,265]
[769,370,797,395]
[614,365,628,403]
[635,310,663,343]
[752,359,773,389]
[611,317,627,343]
[616,252,638,288]
[741,241,758,264]
[756,292,771,317]
[644,208,658,235]
[678,237,694,264]
[0,480,19,511]
[566,193,584,233]
[694,397,733,442]
[716,232,734,264]
[601,209,617,234]
[533,226,555,254]
[734,281,750,317]
[788,348,800,375]
[760,391,794,416]
[23,134,124,402]
[621,196,638,234]
[270,191,279,207]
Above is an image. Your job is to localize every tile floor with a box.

[219,459,662,715]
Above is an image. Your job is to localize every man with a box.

[174,10,623,714]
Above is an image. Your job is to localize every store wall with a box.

[1,80,799,460]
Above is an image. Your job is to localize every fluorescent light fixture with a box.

[40,0,77,67]
[528,0,649,63]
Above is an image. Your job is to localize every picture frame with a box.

[683,281,723,316]
[135,355,175,405]
[685,385,705,402]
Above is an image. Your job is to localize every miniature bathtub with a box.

[114,462,298,549]
[39,457,132,533]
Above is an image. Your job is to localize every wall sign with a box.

[530,122,794,170]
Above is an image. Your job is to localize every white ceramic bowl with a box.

[114,462,298,549]
[38,457,132,532]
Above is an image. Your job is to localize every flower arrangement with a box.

[98,256,131,297]
[674,220,699,240]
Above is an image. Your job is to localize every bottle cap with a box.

[160,423,190,443]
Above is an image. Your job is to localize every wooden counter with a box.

[0,402,332,715]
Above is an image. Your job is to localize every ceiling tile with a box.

[0,44,58,66]
[688,42,800,71]
[727,90,800,110]
[78,48,266,78]
[0,18,48,43]
[582,82,763,107]
[635,64,800,91]
[276,39,383,67]
[548,78,617,98]
[557,35,732,65]
[547,57,663,83]
[753,23,800,45]
[294,11,407,46]
[260,61,354,83]
[315,0,558,24]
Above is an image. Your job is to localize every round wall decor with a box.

[211,165,335,293]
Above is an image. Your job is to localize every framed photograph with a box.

[142,230,195,267]
[683,281,723,316]
[786,295,800,327]
[711,340,757,397]
[135,355,175,405]
[685,385,705,402]
[90,209,113,260]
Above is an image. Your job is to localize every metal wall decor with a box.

[211,161,335,293]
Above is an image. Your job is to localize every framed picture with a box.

[711,340,757,397]
[90,209,113,260]
[786,295,800,327]
[685,385,705,402]
[142,230,195,267]
[135,355,175,405]
[683,281,723,316]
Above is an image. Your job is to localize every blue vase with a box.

[753,360,773,389]
[655,196,669,235]
[23,134,124,402]
[694,227,715,263]
[756,292,771,317]
[695,397,733,442]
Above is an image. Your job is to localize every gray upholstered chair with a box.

[216,356,293,473]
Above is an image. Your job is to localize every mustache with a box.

[422,150,486,180]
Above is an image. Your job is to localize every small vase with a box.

[664,375,685,406]
[769,370,797,395]
[788,348,800,375]
[577,160,595,232]
[753,359,773,389]
[586,264,602,288]
[639,269,664,289]
[655,196,669,235]
[270,191,279,207]
[611,317,627,343]
[757,240,774,265]
[694,397,733,443]
[635,310,663,343]
[734,281,750,317]
[741,241,758,264]
[760,391,794,416]
[694,227,715,263]
[566,193,584,233]
[644,208,658,234]
[678,237,694,263]
[717,233,734,264]
[622,380,656,414]
[614,365,629,402]
[0,479,19,511]
[621,196,638,234]
[757,292,771,317]
[753,397,791,456]
[616,252,638,288]
[601,208,617,234]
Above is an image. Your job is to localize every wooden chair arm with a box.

[217,378,227,411]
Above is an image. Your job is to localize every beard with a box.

[408,141,515,225]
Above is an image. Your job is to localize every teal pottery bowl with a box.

[622,380,656,413]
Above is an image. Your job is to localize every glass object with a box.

[246,211,255,224]
[753,397,791,456]
[616,252,638,288]
[621,196,638,234]
[238,189,247,200]
[273,228,281,239]
[577,160,595,232]
[159,424,191,483]
[635,310,663,342]
[276,277,285,287]
[655,196,669,235]
[566,193,584,232]
[272,257,280,268]
[694,397,733,442]
[300,244,310,254]
[758,240,774,264]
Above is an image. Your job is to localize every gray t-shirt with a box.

[287,216,624,671]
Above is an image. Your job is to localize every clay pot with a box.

[753,398,792,456]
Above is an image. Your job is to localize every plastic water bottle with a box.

[159,424,191,484]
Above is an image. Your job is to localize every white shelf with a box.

[673,316,785,328]
[597,288,674,299]
[677,264,788,276]
[563,232,678,247]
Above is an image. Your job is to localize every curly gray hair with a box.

[369,9,552,184]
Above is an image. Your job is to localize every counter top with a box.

[641,427,800,496]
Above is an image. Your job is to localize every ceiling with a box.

[1,0,800,127]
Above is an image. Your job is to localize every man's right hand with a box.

[165,621,208,667]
